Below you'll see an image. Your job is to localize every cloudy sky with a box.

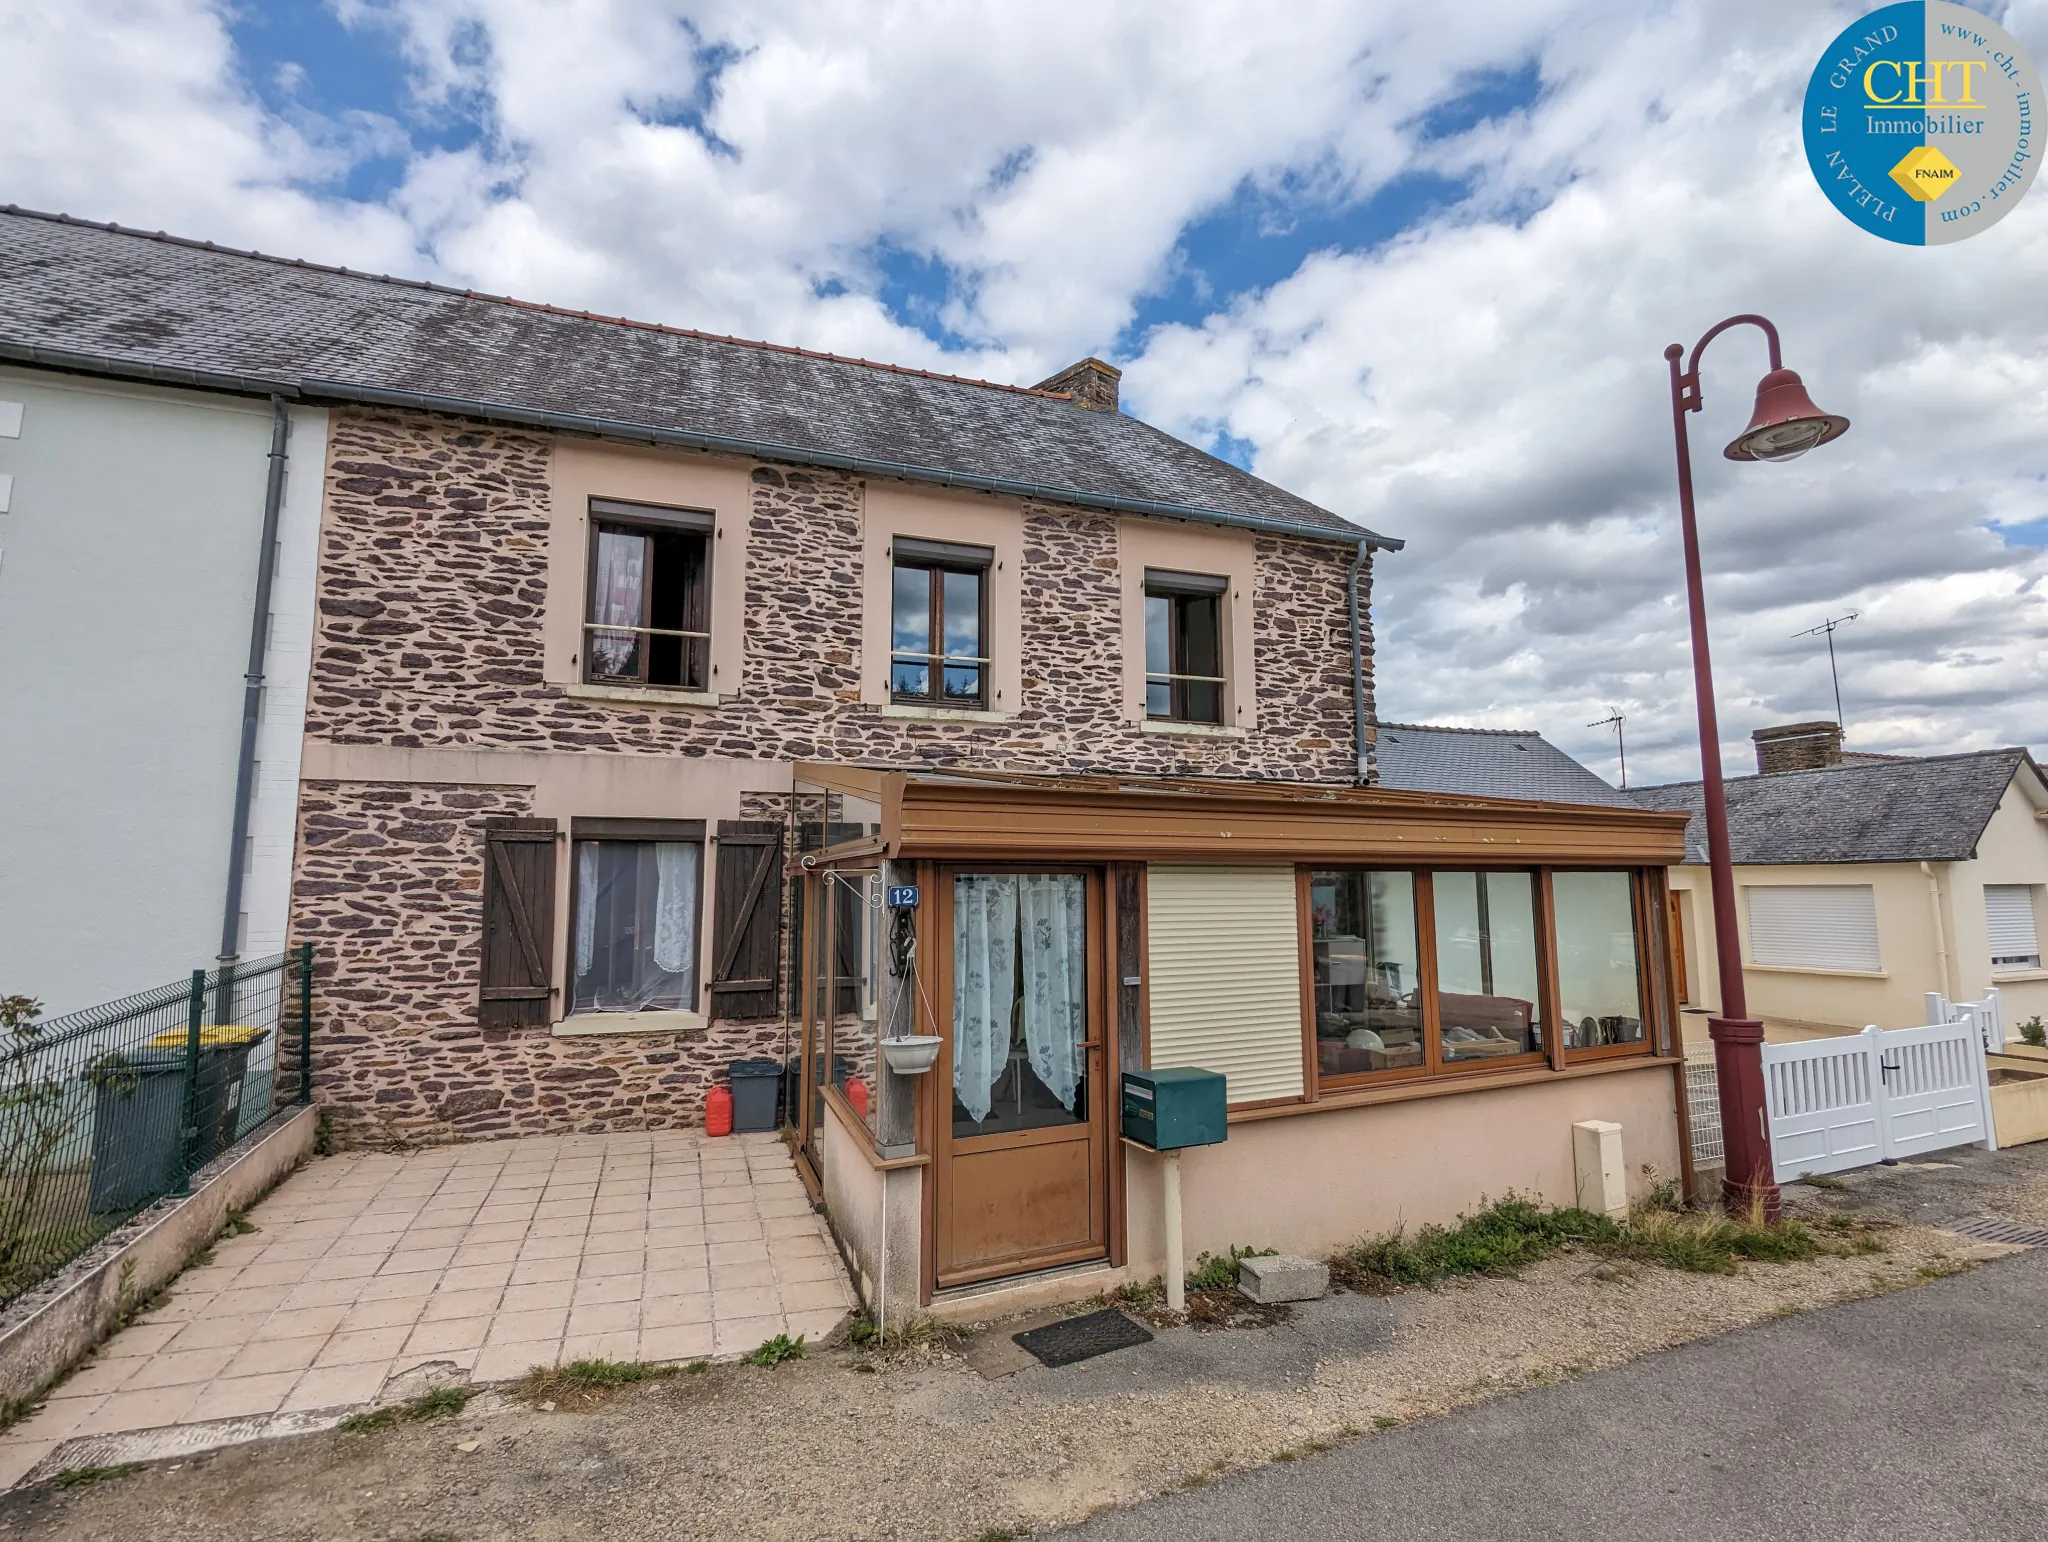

[5,0,2046,784]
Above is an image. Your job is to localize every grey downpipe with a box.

[217,397,291,974]
[1349,546,1369,785]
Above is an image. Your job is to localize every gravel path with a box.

[0,1151,2037,1542]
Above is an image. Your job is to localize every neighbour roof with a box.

[1374,724,1636,808]
[0,207,1396,549]
[1627,748,2039,865]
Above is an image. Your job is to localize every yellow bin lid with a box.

[146,1025,270,1048]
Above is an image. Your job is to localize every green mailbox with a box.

[1121,1067,1227,1150]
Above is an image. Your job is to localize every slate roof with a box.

[1374,724,1635,807]
[0,207,1396,549]
[1627,749,2039,865]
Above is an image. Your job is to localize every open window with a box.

[568,818,705,1014]
[891,538,991,709]
[584,497,712,691]
[1144,569,1226,724]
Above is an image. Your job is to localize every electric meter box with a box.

[1120,1067,1227,1150]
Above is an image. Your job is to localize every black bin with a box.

[88,1030,269,1214]
[728,1058,784,1134]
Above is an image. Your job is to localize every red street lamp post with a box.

[1664,315,1849,1221]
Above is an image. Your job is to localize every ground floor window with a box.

[1554,870,1644,1049]
[1432,870,1544,1062]
[571,832,701,1012]
[1309,870,1422,1075]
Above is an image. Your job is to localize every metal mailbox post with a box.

[1121,1068,1227,1312]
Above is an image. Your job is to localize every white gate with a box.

[1763,1014,1997,1184]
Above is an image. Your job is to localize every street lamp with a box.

[1664,315,1848,1221]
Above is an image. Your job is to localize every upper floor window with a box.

[891,538,991,709]
[585,498,712,691]
[1144,570,1226,724]
[1986,884,2042,971]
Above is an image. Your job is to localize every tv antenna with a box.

[1792,611,1859,726]
[1588,709,1626,789]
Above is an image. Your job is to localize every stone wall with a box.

[293,408,1378,1144]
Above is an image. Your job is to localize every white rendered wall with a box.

[0,368,320,1015]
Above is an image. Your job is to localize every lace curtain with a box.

[571,840,697,1011]
[952,876,1017,1123]
[1018,874,1084,1112]
[951,874,1085,1122]
[589,529,644,677]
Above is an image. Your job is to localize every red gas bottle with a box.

[704,1083,733,1137]
[846,1077,870,1119]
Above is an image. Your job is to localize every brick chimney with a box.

[1752,720,1844,774]
[1034,357,1121,412]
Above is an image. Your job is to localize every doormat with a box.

[1947,1215,2048,1249]
[1012,1309,1154,1368]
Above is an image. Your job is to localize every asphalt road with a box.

[1057,1245,2048,1541]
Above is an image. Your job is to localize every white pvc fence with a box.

[1763,995,2000,1184]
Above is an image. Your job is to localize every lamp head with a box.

[1724,368,1850,462]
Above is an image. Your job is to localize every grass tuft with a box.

[1184,1245,1277,1292]
[515,1359,676,1410]
[744,1333,806,1367]
[48,1462,144,1490]
[339,1386,474,1433]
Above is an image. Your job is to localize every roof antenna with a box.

[1792,611,1859,727]
[1588,709,1627,789]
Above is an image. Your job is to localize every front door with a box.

[933,868,1108,1288]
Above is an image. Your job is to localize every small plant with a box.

[1801,1173,1847,1192]
[222,1210,257,1238]
[313,1107,336,1157]
[744,1332,806,1367]
[1185,1245,1278,1292]
[1637,1165,1682,1213]
[2021,1015,2046,1048]
[685,1359,711,1374]
[1372,1415,1403,1430]
[845,1317,878,1346]
[49,1462,145,1489]
[514,1359,675,1410]
[339,1386,474,1432]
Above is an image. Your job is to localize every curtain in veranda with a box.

[590,529,645,676]
[1018,874,1085,1112]
[953,875,1018,1123]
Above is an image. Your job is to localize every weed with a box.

[515,1359,676,1410]
[221,1210,257,1237]
[339,1386,474,1433]
[49,1462,145,1489]
[846,1317,878,1346]
[685,1359,711,1375]
[744,1333,806,1367]
[972,1528,1031,1542]
[2021,1015,2046,1048]
[1185,1245,1277,1292]
[1800,1173,1847,1192]
[1914,1258,1972,1282]
[1272,1436,1336,1463]
[1638,1165,1682,1213]
[312,1107,335,1157]
[1372,1415,1402,1430]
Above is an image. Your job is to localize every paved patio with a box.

[0,1129,852,1487]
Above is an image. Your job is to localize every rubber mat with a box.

[1012,1308,1155,1368]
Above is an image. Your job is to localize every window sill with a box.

[1744,963,1888,980]
[564,682,723,709]
[880,702,1009,724]
[1232,1051,1681,1124]
[1990,968,2048,982]
[553,1010,707,1037]
[1140,719,1246,739]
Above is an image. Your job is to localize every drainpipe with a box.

[1348,544,1369,786]
[217,398,292,990]
[1920,861,1956,1002]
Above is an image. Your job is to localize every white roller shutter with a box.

[1985,885,2040,967]
[1744,885,1880,972]
[1146,865,1304,1104]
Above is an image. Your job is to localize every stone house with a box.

[2,207,1694,1320]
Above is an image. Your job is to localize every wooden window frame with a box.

[889,540,992,710]
[1301,863,1658,1095]
[563,819,708,1016]
[582,499,715,692]
[1556,867,1657,1064]
[1143,570,1228,725]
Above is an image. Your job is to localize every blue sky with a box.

[5,0,2047,780]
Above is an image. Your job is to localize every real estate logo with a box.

[1804,2,2041,244]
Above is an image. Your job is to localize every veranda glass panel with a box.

[571,840,698,1012]
[1309,871,1422,1076]
[1554,871,1644,1049]
[1432,871,1543,1061]
[952,873,1087,1138]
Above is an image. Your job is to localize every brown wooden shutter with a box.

[480,817,558,1026]
[708,820,783,1020]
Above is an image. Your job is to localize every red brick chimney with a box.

[1752,720,1844,774]
[1034,357,1121,412]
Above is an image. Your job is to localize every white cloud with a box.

[1,0,2045,782]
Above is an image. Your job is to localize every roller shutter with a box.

[1985,885,2040,967]
[1743,885,1880,973]
[1145,865,1304,1104]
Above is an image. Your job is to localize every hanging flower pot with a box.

[880,1035,942,1076]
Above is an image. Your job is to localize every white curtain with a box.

[590,530,644,676]
[653,843,697,984]
[952,876,1018,1123]
[1018,875,1085,1112]
[575,844,600,978]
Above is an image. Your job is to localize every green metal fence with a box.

[0,943,314,1307]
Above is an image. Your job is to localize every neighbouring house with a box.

[0,206,1692,1324]
[1630,721,2048,1033]
[0,283,323,1014]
